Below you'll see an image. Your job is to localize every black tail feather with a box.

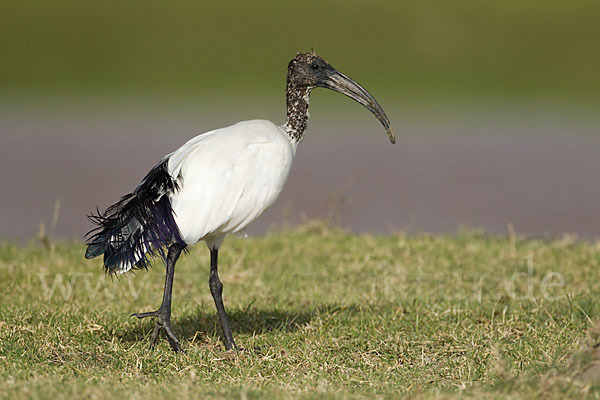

[85,159,185,273]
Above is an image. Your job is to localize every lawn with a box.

[1,223,600,398]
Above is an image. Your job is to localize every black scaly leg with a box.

[132,242,185,352]
[209,247,237,350]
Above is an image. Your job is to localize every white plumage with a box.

[169,119,296,247]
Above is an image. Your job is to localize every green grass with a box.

[2,223,600,398]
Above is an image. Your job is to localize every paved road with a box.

[2,105,599,241]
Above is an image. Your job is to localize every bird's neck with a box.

[283,84,311,143]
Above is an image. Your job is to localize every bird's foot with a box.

[131,308,183,353]
[236,346,264,354]
[225,340,239,352]
[224,340,265,354]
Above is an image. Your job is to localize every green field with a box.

[1,224,600,398]
[2,1,599,104]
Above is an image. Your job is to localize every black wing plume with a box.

[85,159,185,273]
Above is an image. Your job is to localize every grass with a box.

[1,222,600,398]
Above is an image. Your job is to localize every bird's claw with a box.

[131,310,159,319]
[131,308,183,353]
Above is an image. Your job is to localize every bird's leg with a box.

[131,242,185,352]
[209,247,237,350]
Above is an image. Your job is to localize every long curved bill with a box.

[320,70,395,144]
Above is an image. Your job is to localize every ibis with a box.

[85,52,395,352]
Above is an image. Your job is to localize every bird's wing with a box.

[167,120,294,244]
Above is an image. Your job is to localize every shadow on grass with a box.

[116,304,342,345]
[114,302,405,350]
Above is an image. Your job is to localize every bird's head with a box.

[287,53,395,144]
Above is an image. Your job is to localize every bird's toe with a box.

[131,310,159,319]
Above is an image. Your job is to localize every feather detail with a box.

[85,159,185,273]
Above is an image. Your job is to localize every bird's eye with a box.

[311,63,319,70]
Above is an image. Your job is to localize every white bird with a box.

[85,52,395,352]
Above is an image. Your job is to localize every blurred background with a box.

[1,0,599,241]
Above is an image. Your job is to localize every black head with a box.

[287,53,395,143]
[287,53,335,88]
